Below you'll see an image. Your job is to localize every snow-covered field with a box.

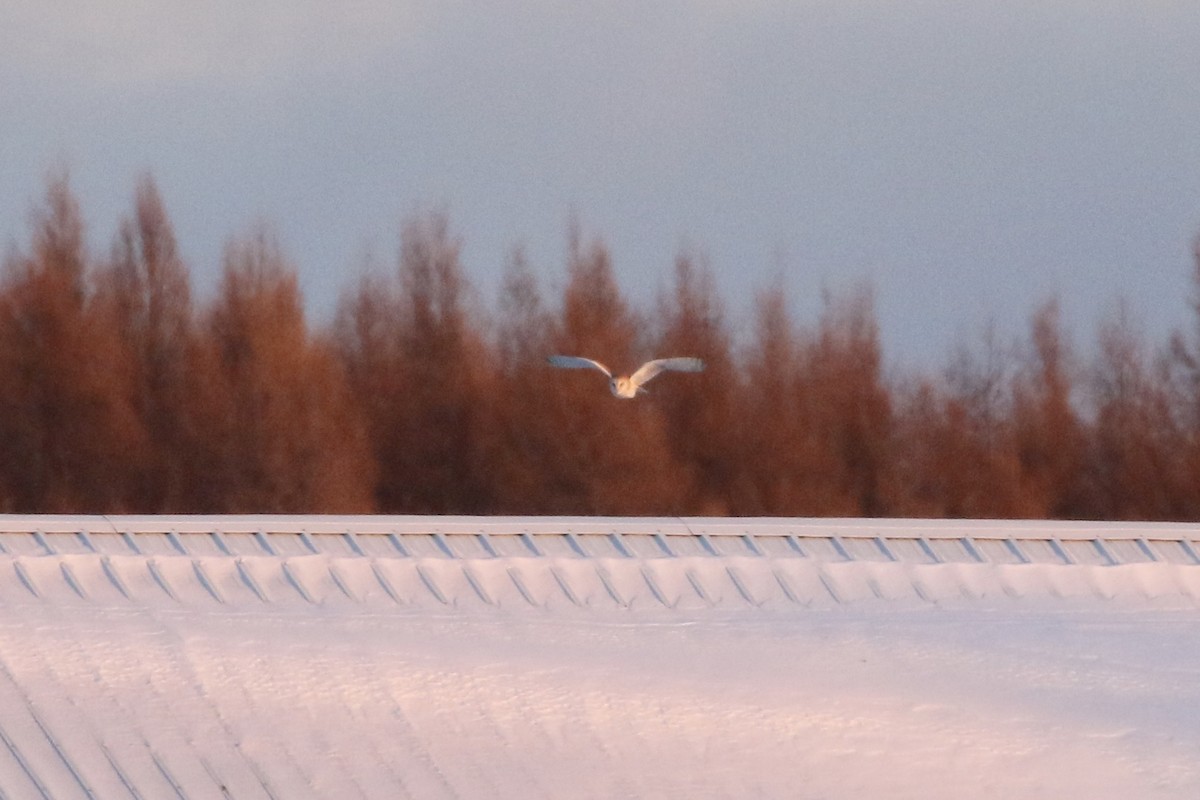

[0,517,1198,799]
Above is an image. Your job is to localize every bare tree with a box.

[654,251,740,514]
[0,174,143,510]
[478,247,562,512]
[1010,300,1087,517]
[94,175,197,510]
[1090,306,1187,519]
[732,282,808,514]
[202,225,373,512]
[807,286,894,515]
[892,323,1025,517]
[338,212,490,512]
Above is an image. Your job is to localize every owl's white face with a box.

[609,376,637,399]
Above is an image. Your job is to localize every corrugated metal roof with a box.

[0,516,1198,798]
[0,515,1196,610]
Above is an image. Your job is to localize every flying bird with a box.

[547,355,705,398]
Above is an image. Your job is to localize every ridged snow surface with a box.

[0,516,1197,799]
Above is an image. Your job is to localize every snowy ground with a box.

[0,519,1197,799]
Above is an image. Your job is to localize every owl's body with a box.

[547,355,705,398]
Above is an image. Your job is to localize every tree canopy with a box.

[1,174,1198,520]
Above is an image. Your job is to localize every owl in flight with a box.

[547,355,705,398]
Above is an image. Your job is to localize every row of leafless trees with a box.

[2,174,1199,519]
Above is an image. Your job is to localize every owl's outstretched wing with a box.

[629,357,705,389]
[547,355,613,378]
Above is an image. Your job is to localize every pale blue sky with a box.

[4,1,1199,367]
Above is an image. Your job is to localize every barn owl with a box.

[547,355,705,398]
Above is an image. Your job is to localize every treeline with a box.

[2,174,1200,519]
